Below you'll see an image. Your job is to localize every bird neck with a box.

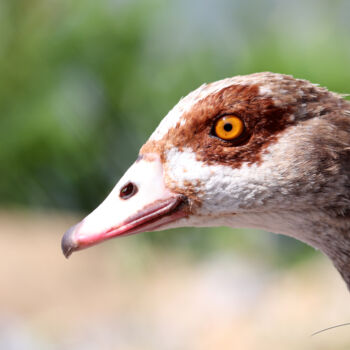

[276,210,350,289]
[225,209,350,289]
[299,210,350,290]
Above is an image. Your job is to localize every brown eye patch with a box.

[141,82,296,168]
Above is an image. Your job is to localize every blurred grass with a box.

[1,0,350,262]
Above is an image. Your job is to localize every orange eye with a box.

[214,115,244,141]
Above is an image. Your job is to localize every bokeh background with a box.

[1,0,350,348]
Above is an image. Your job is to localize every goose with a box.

[62,72,350,289]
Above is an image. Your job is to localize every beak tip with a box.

[61,224,80,258]
[62,247,73,259]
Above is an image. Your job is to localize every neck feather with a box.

[220,210,350,289]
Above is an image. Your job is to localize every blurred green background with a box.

[2,0,350,261]
[3,0,350,267]
[2,0,350,212]
[1,1,350,348]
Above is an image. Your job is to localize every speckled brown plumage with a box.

[141,73,349,169]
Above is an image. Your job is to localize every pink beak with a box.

[61,154,188,258]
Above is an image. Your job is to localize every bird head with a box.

[62,72,350,287]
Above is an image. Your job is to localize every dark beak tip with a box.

[61,224,79,259]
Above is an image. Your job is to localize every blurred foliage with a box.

[1,0,350,260]
[0,0,158,209]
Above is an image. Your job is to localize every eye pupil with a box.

[223,123,233,132]
[119,182,138,199]
[213,115,245,141]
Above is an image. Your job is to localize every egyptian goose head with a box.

[62,72,350,289]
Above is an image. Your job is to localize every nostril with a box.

[119,182,138,200]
